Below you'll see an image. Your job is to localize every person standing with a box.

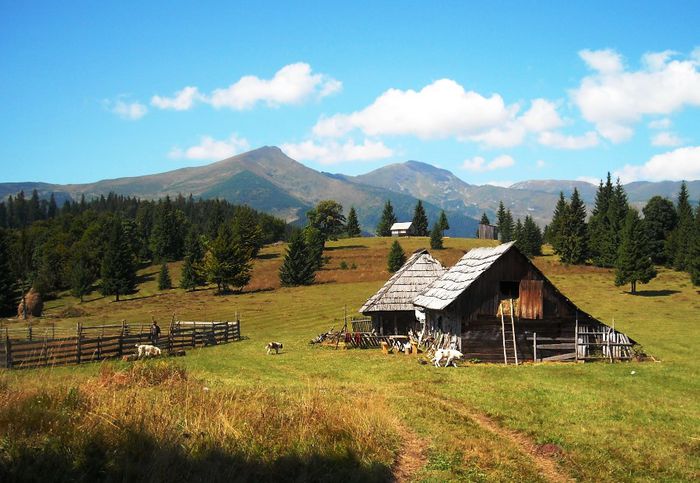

[150,318,161,345]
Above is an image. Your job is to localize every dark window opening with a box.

[499,281,520,299]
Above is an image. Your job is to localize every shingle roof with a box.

[413,242,516,311]
[360,249,446,313]
[390,222,413,231]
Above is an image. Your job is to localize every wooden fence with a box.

[0,318,241,370]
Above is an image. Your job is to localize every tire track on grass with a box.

[416,389,573,483]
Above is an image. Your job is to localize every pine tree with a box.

[513,218,523,244]
[438,210,450,233]
[70,251,94,303]
[0,229,16,315]
[205,224,253,294]
[387,240,406,272]
[496,202,515,243]
[232,208,264,258]
[588,174,613,266]
[549,192,569,253]
[668,181,694,271]
[180,256,198,291]
[517,216,543,257]
[412,200,429,236]
[47,193,58,219]
[559,188,588,265]
[376,200,397,236]
[615,209,656,294]
[279,231,316,286]
[480,213,490,225]
[690,204,700,286]
[100,218,137,302]
[346,206,361,237]
[430,222,443,249]
[642,196,677,265]
[158,263,172,290]
[183,230,206,285]
[304,226,326,271]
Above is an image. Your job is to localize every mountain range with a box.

[1,146,699,236]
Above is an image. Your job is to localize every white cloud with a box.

[168,133,250,161]
[484,180,515,188]
[462,154,515,172]
[651,131,683,147]
[648,118,671,130]
[572,49,700,142]
[109,99,147,120]
[151,86,202,110]
[576,176,601,185]
[538,130,599,149]
[312,80,563,149]
[208,63,341,110]
[615,145,700,182]
[280,139,393,165]
[535,159,546,168]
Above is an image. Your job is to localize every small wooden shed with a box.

[360,249,445,335]
[477,223,498,240]
[413,242,636,362]
[390,222,414,237]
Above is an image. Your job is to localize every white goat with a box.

[135,344,161,359]
[432,348,463,367]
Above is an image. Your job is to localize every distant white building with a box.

[390,221,414,237]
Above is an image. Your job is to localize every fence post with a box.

[4,328,11,369]
[533,332,537,362]
[168,318,175,354]
[76,323,82,364]
[28,324,32,342]
[118,320,125,358]
[192,325,196,348]
[574,318,579,363]
[224,321,229,343]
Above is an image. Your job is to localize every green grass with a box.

[1,237,699,482]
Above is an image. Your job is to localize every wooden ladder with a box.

[500,298,519,365]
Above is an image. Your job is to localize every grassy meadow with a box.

[1,237,699,482]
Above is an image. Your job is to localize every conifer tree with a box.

[179,256,198,292]
[496,203,515,243]
[588,174,613,266]
[496,202,507,240]
[438,210,450,233]
[232,208,264,258]
[615,209,656,294]
[304,225,326,271]
[559,188,588,265]
[101,218,137,302]
[480,213,490,225]
[430,222,444,250]
[517,216,543,257]
[346,206,361,237]
[180,230,206,291]
[0,229,16,315]
[549,192,569,253]
[668,181,694,271]
[279,231,316,286]
[513,218,523,243]
[376,200,397,236]
[47,193,58,219]
[205,224,252,294]
[412,200,429,236]
[70,251,94,303]
[642,196,677,264]
[387,240,406,272]
[690,204,700,286]
[158,263,172,290]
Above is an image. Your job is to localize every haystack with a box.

[17,288,43,318]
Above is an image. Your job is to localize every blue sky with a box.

[1,1,699,186]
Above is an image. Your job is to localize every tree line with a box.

[0,191,288,314]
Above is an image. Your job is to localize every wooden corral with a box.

[0,318,241,369]
[360,249,445,335]
[413,242,636,363]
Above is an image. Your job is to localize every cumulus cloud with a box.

[168,133,250,161]
[648,118,671,130]
[208,63,341,110]
[615,146,700,182]
[651,131,683,147]
[572,48,700,142]
[537,131,599,149]
[151,86,203,110]
[150,63,341,112]
[535,159,546,168]
[109,99,147,120]
[280,139,393,165]
[312,80,563,148]
[462,154,515,172]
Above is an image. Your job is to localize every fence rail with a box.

[1,318,241,370]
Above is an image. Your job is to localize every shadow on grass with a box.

[324,245,368,251]
[633,289,681,297]
[0,430,392,483]
[257,252,280,260]
[136,271,158,285]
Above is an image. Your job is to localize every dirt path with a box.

[417,390,574,483]
[391,425,429,482]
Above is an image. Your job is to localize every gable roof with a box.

[390,222,413,231]
[413,242,516,311]
[360,249,446,313]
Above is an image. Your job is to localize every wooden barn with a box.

[390,221,414,237]
[413,242,636,363]
[360,249,446,335]
[477,223,498,240]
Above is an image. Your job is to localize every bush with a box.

[339,261,349,270]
